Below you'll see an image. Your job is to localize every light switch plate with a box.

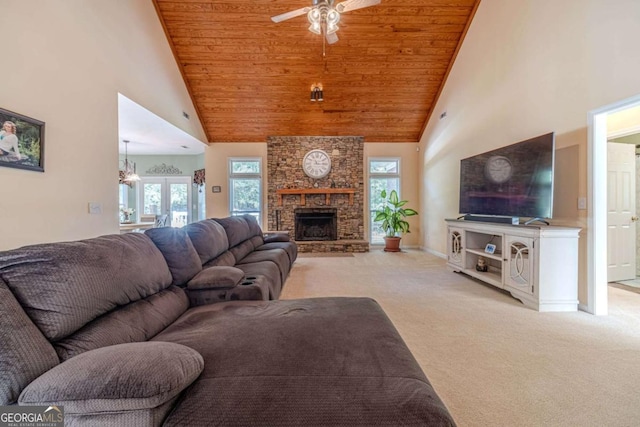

[88,202,102,214]
[577,197,587,210]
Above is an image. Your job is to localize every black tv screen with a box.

[459,132,555,219]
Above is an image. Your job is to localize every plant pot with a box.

[383,236,402,252]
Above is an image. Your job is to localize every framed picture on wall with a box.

[0,107,45,172]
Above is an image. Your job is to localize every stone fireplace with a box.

[267,136,369,253]
[295,208,337,241]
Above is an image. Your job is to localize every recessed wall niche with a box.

[267,136,365,245]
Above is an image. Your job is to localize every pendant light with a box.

[122,140,140,182]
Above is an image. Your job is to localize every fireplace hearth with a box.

[294,208,337,241]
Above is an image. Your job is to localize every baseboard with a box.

[578,303,591,313]
[421,246,446,259]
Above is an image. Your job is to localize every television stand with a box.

[523,217,550,225]
[445,219,580,312]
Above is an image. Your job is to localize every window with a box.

[138,177,192,227]
[229,158,262,224]
[369,158,400,244]
[119,184,129,210]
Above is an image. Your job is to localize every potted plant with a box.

[374,189,418,252]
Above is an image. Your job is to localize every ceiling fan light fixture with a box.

[308,22,322,34]
[326,9,340,25]
[308,8,321,24]
[272,0,381,44]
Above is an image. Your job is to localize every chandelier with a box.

[120,140,140,183]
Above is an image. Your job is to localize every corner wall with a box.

[0,0,206,250]
[419,0,640,304]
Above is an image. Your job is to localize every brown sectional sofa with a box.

[146,215,297,305]
[0,216,456,426]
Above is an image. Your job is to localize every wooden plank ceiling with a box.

[154,0,480,143]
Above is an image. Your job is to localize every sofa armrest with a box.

[19,342,203,426]
[187,266,245,290]
[263,232,291,243]
[186,266,247,307]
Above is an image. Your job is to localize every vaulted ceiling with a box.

[154,0,480,143]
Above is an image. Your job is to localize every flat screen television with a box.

[459,132,555,220]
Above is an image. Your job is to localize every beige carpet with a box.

[298,253,355,258]
[280,250,640,427]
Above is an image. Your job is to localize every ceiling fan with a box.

[271,0,381,44]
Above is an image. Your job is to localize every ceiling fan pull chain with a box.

[322,23,326,57]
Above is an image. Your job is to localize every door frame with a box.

[588,93,640,315]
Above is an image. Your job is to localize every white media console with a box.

[445,219,581,312]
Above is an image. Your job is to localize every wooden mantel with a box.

[276,188,355,206]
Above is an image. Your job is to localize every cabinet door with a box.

[505,236,535,295]
[447,227,465,268]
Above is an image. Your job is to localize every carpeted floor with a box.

[298,252,355,258]
[281,250,640,427]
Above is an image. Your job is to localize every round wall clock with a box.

[484,155,513,184]
[302,149,331,179]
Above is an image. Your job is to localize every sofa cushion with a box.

[54,286,189,361]
[257,241,298,264]
[249,235,265,249]
[241,214,264,237]
[184,220,229,265]
[19,342,204,426]
[236,249,291,284]
[145,227,202,286]
[187,266,245,290]
[0,234,172,341]
[154,298,456,426]
[0,278,59,405]
[229,240,255,264]
[203,251,236,268]
[213,216,253,248]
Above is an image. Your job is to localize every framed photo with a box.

[0,107,45,172]
[485,243,497,254]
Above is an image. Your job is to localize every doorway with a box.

[138,176,192,228]
[589,95,640,315]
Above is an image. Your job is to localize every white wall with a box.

[419,0,640,303]
[0,0,206,250]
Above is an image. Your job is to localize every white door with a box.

[607,142,636,282]
[139,177,192,227]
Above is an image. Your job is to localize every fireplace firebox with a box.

[294,208,337,241]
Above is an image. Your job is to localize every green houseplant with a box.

[373,189,418,252]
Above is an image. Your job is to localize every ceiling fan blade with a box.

[271,7,310,23]
[335,0,381,13]
[325,32,339,45]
